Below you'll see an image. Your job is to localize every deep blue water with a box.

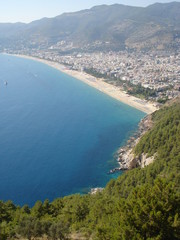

[0,54,145,206]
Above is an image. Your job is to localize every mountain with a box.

[0,2,180,52]
[0,98,179,239]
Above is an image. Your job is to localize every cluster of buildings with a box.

[15,49,180,101]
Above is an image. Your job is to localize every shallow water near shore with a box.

[0,54,145,206]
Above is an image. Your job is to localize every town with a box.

[10,48,180,103]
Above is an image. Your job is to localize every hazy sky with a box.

[0,0,179,23]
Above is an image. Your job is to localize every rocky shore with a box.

[109,114,154,174]
[90,187,104,194]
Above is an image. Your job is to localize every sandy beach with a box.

[12,54,158,114]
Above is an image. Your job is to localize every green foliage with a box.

[127,83,156,99]
[118,179,180,240]
[0,101,179,239]
[84,68,108,79]
[134,102,180,159]
[157,97,168,104]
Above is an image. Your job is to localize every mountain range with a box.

[0,2,180,52]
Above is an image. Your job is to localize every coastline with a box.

[2,53,158,194]
[109,114,153,174]
[9,54,158,114]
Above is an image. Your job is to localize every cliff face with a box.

[121,98,180,170]
[127,151,155,169]
[120,149,155,170]
[132,97,180,169]
[118,113,154,170]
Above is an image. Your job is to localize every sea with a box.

[0,54,145,206]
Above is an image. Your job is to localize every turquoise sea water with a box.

[0,54,145,206]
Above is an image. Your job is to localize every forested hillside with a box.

[0,99,180,240]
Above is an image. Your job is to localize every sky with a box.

[0,0,179,23]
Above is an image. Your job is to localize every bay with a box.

[0,54,145,206]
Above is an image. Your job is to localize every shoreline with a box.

[8,54,158,114]
[109,114,153,174]
[2,53,157,191]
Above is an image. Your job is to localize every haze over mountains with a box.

[0,2,180,52]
